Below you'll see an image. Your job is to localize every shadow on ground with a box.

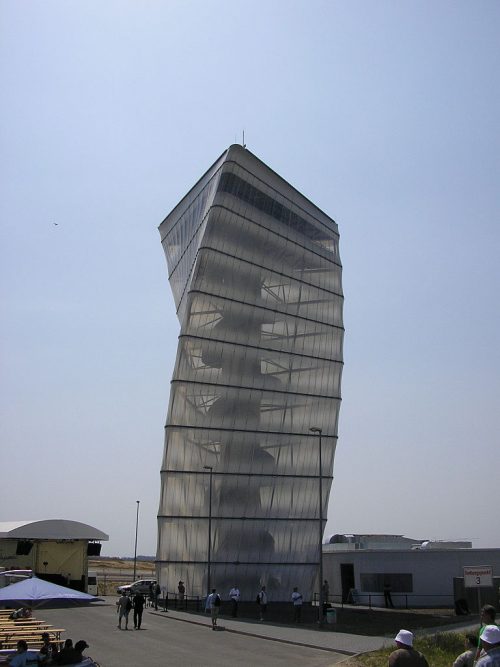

[175,603,471,637]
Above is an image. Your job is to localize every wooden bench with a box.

[0,637,65,649]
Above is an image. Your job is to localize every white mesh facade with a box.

[157,145,343,601]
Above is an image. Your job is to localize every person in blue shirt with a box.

[7,640,39,666]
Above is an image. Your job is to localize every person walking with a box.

[133,591,145,629]
[229,585,240,618]
[291,587,303,623]
[257,586,267,622]
[117,592,131,630]
[205,588,221,630]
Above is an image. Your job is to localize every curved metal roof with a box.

[0,520,108,541]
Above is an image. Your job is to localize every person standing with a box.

[476,604,497,662]
[453,633,480,667]
[257,586,268,622]
[133,591,145,629]
[154,583,161,611]
[229,585,240,618]
[205,588,221,630]
[148,583,155,607]
[476,625,500,666]
[161,584,168,612]
[322,580,330,604]
[291,587,303,623]
[178,580,186,606]
[384,581,395,608]
[322,579,330,617]
[480,605,497,630]
[388,630,429,666]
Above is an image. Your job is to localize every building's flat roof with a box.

[0,520,108,541]
[323,546,500,554]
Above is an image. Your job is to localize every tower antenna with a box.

[242,130,246,148]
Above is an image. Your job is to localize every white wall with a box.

[323,548,500,607]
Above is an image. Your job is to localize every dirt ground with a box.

[89,558,155,595]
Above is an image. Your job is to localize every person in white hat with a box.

[388,629,429,666]
[476,625,500,666]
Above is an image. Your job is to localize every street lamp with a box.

[133,500,140,581]
[203,465,213,595]
[310,427,324,625]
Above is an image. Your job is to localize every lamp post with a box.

[310,427,324,625]
[133,500,140,581]
[203,465,213,595]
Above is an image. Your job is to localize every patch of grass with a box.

[347,632,470,667]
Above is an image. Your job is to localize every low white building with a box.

[323,535,500,611]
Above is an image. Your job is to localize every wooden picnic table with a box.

[0,630,65,649]
[0,625,51,634]
[0,625,53,634]
[0,636,65,650]
[0,611,33,617]
[0,627,63,638]
[0,620,48,625]
[0,618,44,625]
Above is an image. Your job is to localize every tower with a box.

[157,145,343,600]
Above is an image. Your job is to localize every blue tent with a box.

[0,576,97,606]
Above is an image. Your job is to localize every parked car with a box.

[116,578,157,596]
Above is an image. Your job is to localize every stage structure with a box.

[157,145,344,600]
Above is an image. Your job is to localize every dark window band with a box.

[219,171,338,245]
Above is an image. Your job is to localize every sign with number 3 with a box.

[464,566,493,588]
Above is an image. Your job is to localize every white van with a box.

[87,570,98,595]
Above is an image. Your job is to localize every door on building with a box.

[340,563,355,603]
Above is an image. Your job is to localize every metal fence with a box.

[312,592,455,610]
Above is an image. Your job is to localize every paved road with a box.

[40,601,355,667]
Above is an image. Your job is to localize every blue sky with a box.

[1,0,499,556]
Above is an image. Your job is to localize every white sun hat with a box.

[395,629,414,647]
[481,625,500,645]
